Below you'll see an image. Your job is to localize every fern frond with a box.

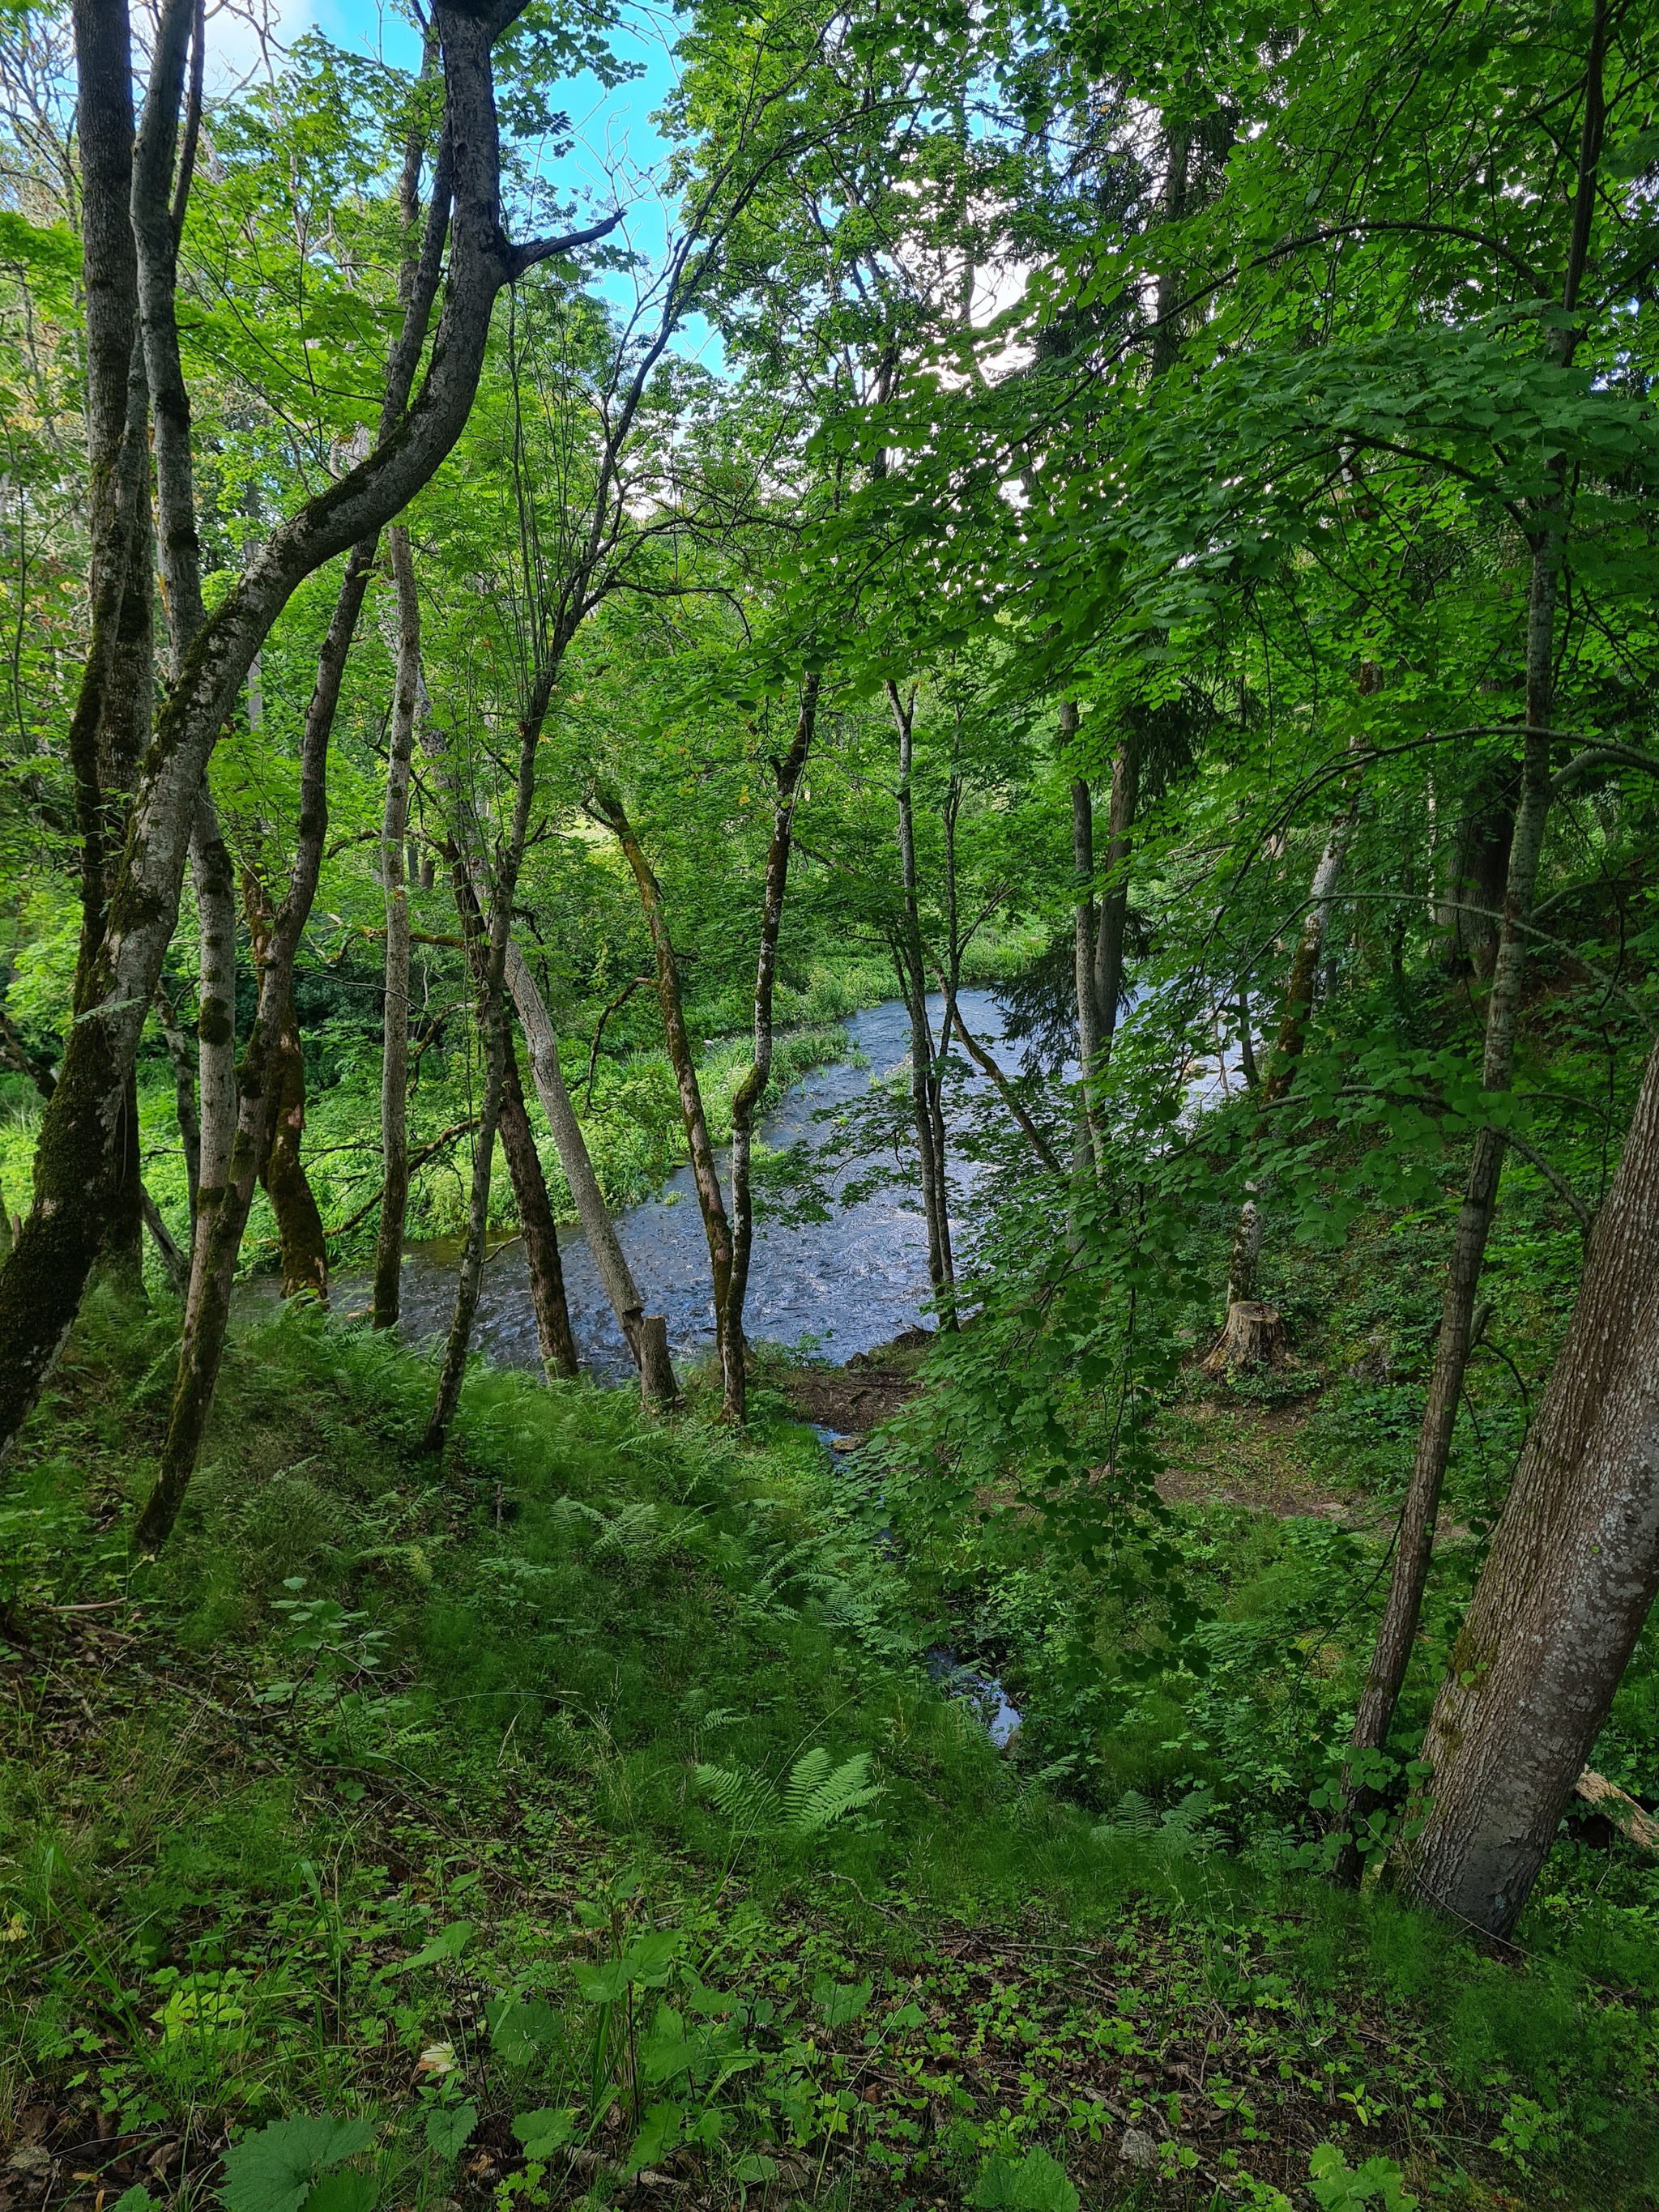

[783,1750,882,1837]
[693,1761,779,1835]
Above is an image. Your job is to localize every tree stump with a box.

[637,1314,680,1407]
[1203,1300,1287,1376]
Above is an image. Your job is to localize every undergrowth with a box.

[0,1294,1654,2211]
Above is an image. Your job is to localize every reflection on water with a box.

[333,987,1039,1381]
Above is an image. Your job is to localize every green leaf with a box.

[732,2154,778,2184]
[396,1920,474,1974]
[220,2117,375,2212]
[966,2146,1080,2210]
[624,2101,684,2176]
[301,2174,377,2212]
[422,2103,478,2163]
[510,2108,577,2159]
[485,1997,563,2067]
[811,1972,872,2027]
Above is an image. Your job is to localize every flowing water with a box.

[339,987,1038,1380]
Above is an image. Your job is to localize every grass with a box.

[0,1292,1655,2211]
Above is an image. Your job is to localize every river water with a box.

[344,987,1038,1381]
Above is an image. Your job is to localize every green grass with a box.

[0,1294,1655,2210]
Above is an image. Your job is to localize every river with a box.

[342,986,1038,1380]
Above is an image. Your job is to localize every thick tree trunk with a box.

[505,940,674,1400]
[723,673,818,1421]
[597,795,736,1370]
[2,6,616,1471]
[1333,9,1607,1872]
[372,525,421,1328]
[1395,1037,1659,1935]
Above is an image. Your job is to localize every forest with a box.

[1,0,1657,2205]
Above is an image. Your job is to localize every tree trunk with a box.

[261,972,328,1302]
[2,5,616,1472]
[497,1036,579,1382]
[152,978,201,1217]
[885,680,953,1311]
[596,795,736,1370]
[1395,1035,1659,1935]
[1333,6,1607,1873]
[191,782,237,1273]
[372,524,421,1328]
[505,940,674,1399]
[1202,1300,1285,1376]
[449,843,579,1384]
[422,1027,505,1453]
[1094,729,1139,1058]
[722,672,818,1421]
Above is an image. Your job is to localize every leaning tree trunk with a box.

[722,673,818,1422]
[0,4,618,1473]
[372,525,422,1328]
[450,847,578,1382]
[422,676,547,1451]
[1332,14,1607,1873]
[504,941,676,1404]
[260,968,328,1302]
[596,794,736,1371]
[1392,1034,1659,1936]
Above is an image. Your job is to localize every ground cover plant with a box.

[2,1298,1657,2210]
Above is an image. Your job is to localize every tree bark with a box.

[190,784,236,1250]
[2,4,621,1473]
[1333,6,1607,1873]
[450,847,578,1383]
[422,674,548,1451]
[504,940,673,1398]
[722,672,818,1422]
[1094,729,1139,1059]
[498,1033,579,1382]
[885,680,953,1309]
[1394,1036,1659,1935]
[372,525,422,1328]
[595,793,736,1372]
[152,978,201,1218]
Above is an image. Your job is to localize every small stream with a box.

[336,987,1040,1379]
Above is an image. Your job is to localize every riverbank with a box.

[2,1294,1654,2210]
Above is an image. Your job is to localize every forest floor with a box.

[0,1294,1654,2212]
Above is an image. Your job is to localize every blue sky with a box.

[214,0,725,365]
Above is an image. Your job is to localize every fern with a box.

[694,1745,882,1843]
[782,1748,882,1836]
[693,1761,780,1837]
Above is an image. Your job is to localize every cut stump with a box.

[1203,1299,1287,1376]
